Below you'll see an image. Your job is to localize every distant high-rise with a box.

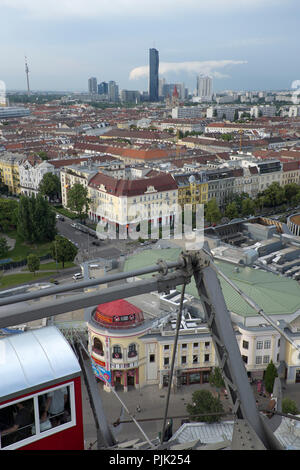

[88,77,98,94]
[196,75,212,100]
[108,81,119,102]
[98,82,108,95]
[149,48,159,102]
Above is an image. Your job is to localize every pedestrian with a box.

[136,405,141,413]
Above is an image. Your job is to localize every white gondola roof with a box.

[0,326,81,403]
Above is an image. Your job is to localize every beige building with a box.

[88,172,178,235]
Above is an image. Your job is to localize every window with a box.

[193,343,199,348]
[205,342,210,348]
[242,355,248,364]
[112,345,122,359]
[0,398,35,447]
[164,345,170,351]
[193,355,198,364]
[204,354,210,362]
[256,341,263,350]
[263,355,270,364]
[164,357,169,366]
[181,356,187,365]
[242,340,249,350]
[264,340,271,349]
[149,354,155,363]
[181,344,187,349]
[256,356,262,365]
[0,384,74,450]
[128,343,137,358]
[93,337,104,356]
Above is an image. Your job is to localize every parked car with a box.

[92,240,101,246]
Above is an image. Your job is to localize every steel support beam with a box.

[189,250,283,450]
[0,260,183,307]
[0,271,188,329]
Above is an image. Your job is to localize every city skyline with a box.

[0,0,299,92]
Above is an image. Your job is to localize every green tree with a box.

[67,183,91,222]
[27,254,40,276]
[50,235,78,268]
[205,198,222,224]
[186,390,224,423]
[0,236,9,258]
[17,195,56,243]
[221,133,233,141]
[0,199,18,232]
[264,360,278,394]
[37,151,49,161]
[261,183,285,208]
[225,201,239,220]
[209,367,225,398]
[284,183,300,204]
[282,398,299,415]
[39,173,61,202]
[241,198,256,217]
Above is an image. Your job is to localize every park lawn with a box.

[23,261,76,271]
[0,272,56,289]
[1,230,53,262]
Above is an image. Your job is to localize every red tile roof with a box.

[89,172,178,197]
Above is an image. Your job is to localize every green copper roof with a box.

[123,249,300,318]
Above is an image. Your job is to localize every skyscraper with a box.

[196,75,212,100]
[98,82,108,95]
[88,77,98,94]
[149,48,159,102]
[108,81,119,102]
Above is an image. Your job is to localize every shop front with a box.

[179,368,212,386]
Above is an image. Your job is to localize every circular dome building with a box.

[287,213,300,237]
[87,299,149,392]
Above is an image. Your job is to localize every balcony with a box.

[112,352,122,360]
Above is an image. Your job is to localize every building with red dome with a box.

[87,299,151,392]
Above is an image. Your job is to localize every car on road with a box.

[72,273,83,280]
[92,240,101,246]
[52,280,59,284]
[71,223,77,228]
[56,215,65,221]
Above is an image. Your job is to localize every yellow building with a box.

[87,298,217,392]
[174,173,208,211]
[0,152,25,195]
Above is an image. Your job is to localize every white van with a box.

[72,273,83,280]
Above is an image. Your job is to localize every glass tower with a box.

[149,48,159,102]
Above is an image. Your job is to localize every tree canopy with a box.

[39,172,61,201]
[67,183,91,222]
[16,194,56,243]
[205,198,222,224]
[186,389,224,423]
[27,254,40,276]
[264,360,278,394]
[50,235,78,268]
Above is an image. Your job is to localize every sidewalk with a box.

[81,378,300,449]
[86,382,233,446]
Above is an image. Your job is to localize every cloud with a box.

[129,60,247,80]
[0,0,286,19]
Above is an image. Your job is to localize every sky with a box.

[0,0,299,93]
